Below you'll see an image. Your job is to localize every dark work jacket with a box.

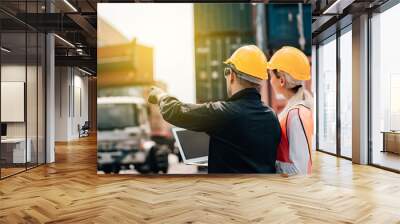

[159,88,281,173]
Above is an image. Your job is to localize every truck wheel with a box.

[112,165,121,174]
[102,165,112,174]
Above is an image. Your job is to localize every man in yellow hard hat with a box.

[148,45,281,173]
[268,46,314,176]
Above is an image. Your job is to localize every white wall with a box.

[1,64,46,164]
[1,65,29,138]
[1,66,26,128]
[71,73,89,138]
[55,67,68,141]
[55,67,89,141]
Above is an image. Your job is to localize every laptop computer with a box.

[172,128,209,166]
[1,123,7,140]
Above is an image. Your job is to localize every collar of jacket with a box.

[278,86,314,120]
[227,88,260,101]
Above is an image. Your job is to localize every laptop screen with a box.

[1,123,7,137]
[175,129,209,160]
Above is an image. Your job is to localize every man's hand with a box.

[148,86,167,104]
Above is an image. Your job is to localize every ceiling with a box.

[0,0,99,74]
[3,0,392,73]
[309,0,391,43]
[1,0,175,74]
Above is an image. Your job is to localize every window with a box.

[1,30,28,177]
[339,27,352,158]
[317,36,337,154]
[370,3,400,171]
[0,1,47,179]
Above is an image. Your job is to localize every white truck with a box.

[97,96,154,174]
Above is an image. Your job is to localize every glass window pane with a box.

[1,1,46,179]
[318,37,337,154]
[1,31,27,177]
[38,33,45,165]
[27,31,38,169]
[340,29,352,158]
[371,4,400,171]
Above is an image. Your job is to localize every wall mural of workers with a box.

[97,3,312,175]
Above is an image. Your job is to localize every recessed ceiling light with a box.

[78,67,93,76]
[1,47,11,53]
[54,34,75,48]
[322,0,354,15]
[63,0,78,12]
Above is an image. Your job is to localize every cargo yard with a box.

[96,3,312,174]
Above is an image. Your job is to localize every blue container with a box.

[195,34,255,102]
[266,4,312,55]
[194,3,255,102]
[194,3,253,36]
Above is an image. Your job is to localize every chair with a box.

[79,121,90,138]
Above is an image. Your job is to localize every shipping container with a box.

[194,3,255,103]
[98,17,129,47]
[194,34,256,103]
[194,3,253,36]
[98,40,154,87]
[266,4,312,56]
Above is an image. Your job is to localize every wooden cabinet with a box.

[382,132,400,154]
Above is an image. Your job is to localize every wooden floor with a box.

[372,151,400,171]
[0,167,26,178]
[1,163,44,178]
[1,135,400,223]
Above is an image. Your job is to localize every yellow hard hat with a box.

[267,46,311,81]
[224,45,268,81]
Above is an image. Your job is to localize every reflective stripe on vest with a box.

[277,104,313,174]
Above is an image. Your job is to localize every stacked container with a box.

[194,3,256,103]
[266,4,312,56]
[98,40,154,88]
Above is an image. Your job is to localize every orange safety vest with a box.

[277,104,314,174]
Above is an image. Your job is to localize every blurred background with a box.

[97,3,312,174]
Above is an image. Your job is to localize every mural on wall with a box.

[97,3,312,175]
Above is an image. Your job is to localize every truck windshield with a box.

[98,104,138,131]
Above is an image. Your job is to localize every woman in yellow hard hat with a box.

[268,46,314,176]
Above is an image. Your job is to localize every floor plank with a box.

[1,135,400,223]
